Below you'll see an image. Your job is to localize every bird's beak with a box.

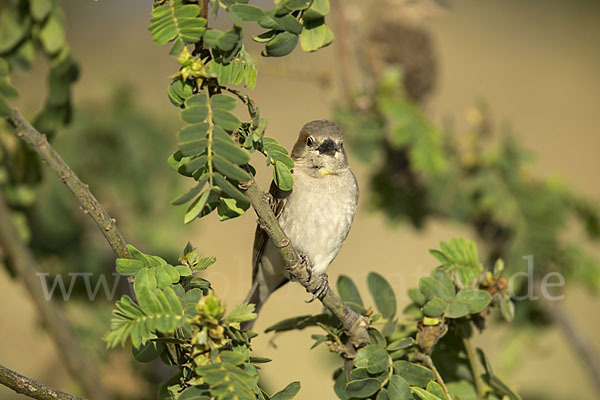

[316,138,337,156]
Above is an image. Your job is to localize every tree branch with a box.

[0,192,111,400]
[7,108,130,259]
[0,363,85,400]
[242,180,370,349]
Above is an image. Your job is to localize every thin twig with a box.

[461,333,485,399]
[7,108,130,260]
[0,192,112,400]
[242,180,370,350]
[422,354,452,400]
[0,363,86,400]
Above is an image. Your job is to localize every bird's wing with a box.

[251,181,290,281]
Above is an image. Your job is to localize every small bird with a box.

[244,120,359,321]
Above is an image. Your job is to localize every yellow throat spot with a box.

[319,169,336,176]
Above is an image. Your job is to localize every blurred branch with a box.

[7,108,130,260]
[0,192,111,400]
[0,364,84,400]
[242,180,370,350]
[536,284,600,394]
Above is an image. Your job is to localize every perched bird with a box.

[244,120,359,322]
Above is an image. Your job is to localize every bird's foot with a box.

[305,273,329,303]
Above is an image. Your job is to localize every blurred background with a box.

[1,0,599,399]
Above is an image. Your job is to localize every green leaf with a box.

[212,136,250,164]
[148,1,206,45]
[155,264,180,288]
[229,4,265,21]
[408,287,427,306]
[210,94,237,111]
[411,387,443,400]
[132,341,165,363]
[116,259,145,276]
[31,0,53,21]
[264,32,298,57]
[219,350,247,366]
[282,0,312,11]
[0,98,11,117]
[176,386,210,400]
[213,154,251,181]
[446,381,478,400]
[366,347,390,374]
[212,109,241,131]
[181,106,209,124]
[446,300,470,319]
[455,289,492,314]
[171,175,209,205]
[179,139,208,157]
[419,276,453,302]
[393,361,435,388]
[422,297,448,317]
[224,303,257,323]
[271,381,301,400]
[499,294,515,322]
[345,378,381,398]
[367,272,397,318]
[300,19,334,52]
[426,381,447,399]
[273,162,294,191]
[175,264,192,277]
[0,9,30,53]
[40,14,66,55]
[354,344,383,368]
[0,81,19,98]
[213,173,250,208]
[134,267,158,293]
[376,389,389,400]
[337,275,364,308]
[387,337,415,351]
[303,0,330,20]
[388,375,411,400]
[184,190,211,224]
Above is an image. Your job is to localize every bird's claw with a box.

[305,273,329,303]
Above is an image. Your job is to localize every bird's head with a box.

[291,120,349,177]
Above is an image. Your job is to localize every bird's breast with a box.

[278,170,358,276]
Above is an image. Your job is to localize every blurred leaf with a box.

[39,14,66,55]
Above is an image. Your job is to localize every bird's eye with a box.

[306,136,314,146]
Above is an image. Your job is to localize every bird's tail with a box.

[241,276,288,331]
[241,279,266,331]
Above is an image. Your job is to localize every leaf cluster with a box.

[335,69,600,297]
[148,0,335,223]
[106,242,301,400]
[268,237,521,400]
